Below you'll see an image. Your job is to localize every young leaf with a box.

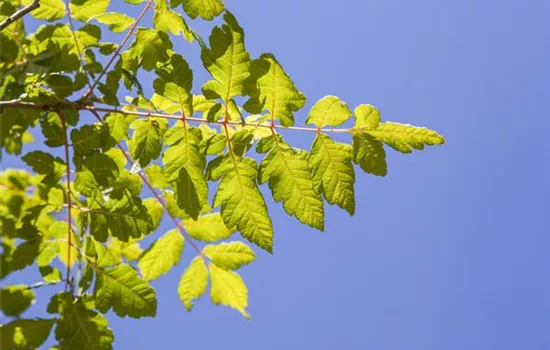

[127,28,172,71]
[183,212,235,242]
[130,119,164,167]
[209,264,249,318]
[162,124,208,219]
[91,12,134,33]
[352,132,387,176]
[203,242,255,270]
[201,12,250,101]
[209,155,273,252]
[306,95,352,128]
[154,0,193,42]
[354,104,381,129]
[178,257,208,311]
[24,0,65,21]
[70,0,109,22]
[181,0,224,21]
[366,122,446,153]
[144,164,167,190]
[153,53,193,117]
[94,263,157,318]
[244,54,306,126]
[259,138,324,230]
[310,134,356,215]
[107,238,143,261]
[138,229,184,281]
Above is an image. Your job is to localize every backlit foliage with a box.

[0,0,445,348]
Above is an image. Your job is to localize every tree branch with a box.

[59,110,74,292]
[0,0,40,32]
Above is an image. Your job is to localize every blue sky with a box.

[3,0,549,349]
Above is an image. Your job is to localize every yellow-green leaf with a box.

[366,122,446,153]
[181,0,224,21]
[178,257,208,311]
[306,95,352,128]
[352,133,387,176]
[24,0,65,21]
[354,104,380,129]
[259,138,324,230]
[183,212,235,242]
[203,242,255,270]
[209,264,249,318]
[138,229,184,281]
[70,0,109,22]
[244,54,306,127]
[91,12,134,33]
[310,134,355,215]
[201,12,250,101]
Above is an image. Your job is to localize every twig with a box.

[64,0,93,91]
[83,0,152,101]
[0,0,39,32]
[59,111,74,292]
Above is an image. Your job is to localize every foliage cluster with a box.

[0,0,444,348]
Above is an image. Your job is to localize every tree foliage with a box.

[0,0,445,348]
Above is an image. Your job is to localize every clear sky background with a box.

[3,0,549,349]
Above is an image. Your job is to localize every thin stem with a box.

[83,0,152,101]
[0,101,353,134]
[59,111,73,292]
[64,0,93,91]
[88,110,203,256]
[0,0,39,32]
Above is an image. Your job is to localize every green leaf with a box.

[22,151,64,175]
[259,138,324,230]
[230,129,253,157]
[209,264,249,318]
[130,119,164,167]
[143,198,164,230]
[310,134,355,215]
[0,285,35,316]
[183,212,235,242]
[89,195,154,242]
[203,242,255,270]
[71,124,103,155]
[1,318,54,350]
[82,152,119,188]
[91,12,134,33]
[39,266,62,283]
[178,257,208,311]
[53,294,114,349]
[354,104,380,129]
[138,229,184,281]
[127,28,172,71]
[244,53,306,126]
[101,113,131,150]
[0,34,18,62]
[201,11,250,101]
[162,124,208,219]
[154,0,193,42]
[144,164,167,190]
[94,263,157,318]
[352,132,387,176]
[181,0,224,20]
[209,155,273,252]
[70,0,109,22]
[366,122,446,153]
[24,0,65,21]
[306,95,352,128]
[154,53,193,117]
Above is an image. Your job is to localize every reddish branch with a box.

[88,110,203,256]
[58,111,74,291]
[0,100,352,134]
